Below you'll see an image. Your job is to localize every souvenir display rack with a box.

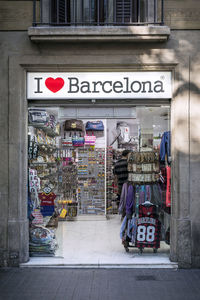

[28,122,60,256]
[77,148,105,215]
[127,150,160,184]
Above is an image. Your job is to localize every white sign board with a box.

[27,72,172,100]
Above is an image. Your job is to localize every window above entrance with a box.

[28,0,170,42]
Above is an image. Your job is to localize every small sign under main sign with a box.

[27,72,172,100]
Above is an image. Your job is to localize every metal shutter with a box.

[116,0,137,23]
[51,0,70,24]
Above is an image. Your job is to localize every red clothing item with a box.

[138,203,158,219]
[135,217,161,249]
[166,166,171,207]
[39,192,56,206]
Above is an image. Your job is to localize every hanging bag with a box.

[72,132,85,147]
[62,132,73,147]
[64,119,84,131]
[85,120,104,131]
[84,132,96,146]
[116,122,130,144]
[28,109,49,126]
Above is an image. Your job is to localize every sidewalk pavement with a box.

[0,268,200,300]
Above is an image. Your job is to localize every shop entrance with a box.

[27,104,172,265]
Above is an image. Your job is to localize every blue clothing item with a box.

[40,205,54,216]
[127,216,137,243]
[146,185,151,202]
[151,184,161,207]
[160,131,171,162]
[126,185,135,218]
[139,185,145,204]
[120,216,127,239]
[135,185,140,216]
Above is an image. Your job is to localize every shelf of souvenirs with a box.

[36,172,58,179]
[29,161,57,166]
[29,124,60,138]
[37,144,58,153]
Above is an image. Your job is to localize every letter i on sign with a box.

[34,77,43,93]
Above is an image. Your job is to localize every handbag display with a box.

[64,119,84,131]
[85,120,104,131]
[84,133,96,146]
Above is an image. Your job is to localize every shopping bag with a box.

[84,133,96,146]
[85,121,104,131]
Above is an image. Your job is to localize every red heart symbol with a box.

[45,77,64,93]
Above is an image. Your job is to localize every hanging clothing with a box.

[135,217,161,249]
[135,203,161,249]
[146,185,151,202]
[127,216,137,243]
[151,184,162,208]
[160,131,171,162]
[139,185,145,204]
[126,184,135,219]
[166,166,171,207]
[138,202,158,219]
[120,215,137,244]
[118,182,128,216]
[120,216,127,239]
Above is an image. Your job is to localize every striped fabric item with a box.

[84,134,96,146]
[62,137,72,146]
[32,209,43,224]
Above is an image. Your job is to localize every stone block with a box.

[0,142,8,194]
[9,97,28,145]
[0,193,8,222]
[8,143,28,220]
[191,222,200,256]
[165,0,200,29]
[0,117,8,143]
[192,256,200,268]
[28,26,170,43]
[0,1,33,30]
[7,218,29,265]
[19,219,29,263]
[177,219,192,266]
[169,217,178,262]
[8,220,20,251]
[0,220,7,249]
[0,250,8,267]
[7,219,29,265]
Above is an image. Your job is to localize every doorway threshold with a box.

[20,254,178,269]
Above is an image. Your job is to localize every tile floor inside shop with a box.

[22,215,177,268]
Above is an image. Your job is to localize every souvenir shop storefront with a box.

[24,70,174,265]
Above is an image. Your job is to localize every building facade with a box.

[0,0,200,268]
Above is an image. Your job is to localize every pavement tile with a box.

[0,268,200,300]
